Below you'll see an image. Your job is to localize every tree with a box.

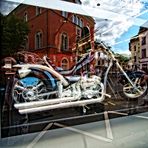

[115,53,130,63]
[1,13,30,57]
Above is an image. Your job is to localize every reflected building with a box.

[129,35,140,70]
[10,0,95,70]
[129,27,148,72]
[139,27,148,72]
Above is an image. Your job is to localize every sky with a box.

[1,0,148,55]
[81,0,148,54]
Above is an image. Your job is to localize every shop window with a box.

[35,31,42,49]
[61,33,68,51]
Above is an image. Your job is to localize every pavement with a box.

[0,111,148,148]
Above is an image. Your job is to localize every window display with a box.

[0,0,148,147]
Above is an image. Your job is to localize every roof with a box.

[138,27,148,34]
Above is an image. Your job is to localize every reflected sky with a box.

[1,0,148,54]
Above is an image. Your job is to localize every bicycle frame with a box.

[100,42,142,95]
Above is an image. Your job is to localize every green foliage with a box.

[1,13,30,56]
[115,53,130,63]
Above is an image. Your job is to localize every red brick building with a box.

[11,0,95,69]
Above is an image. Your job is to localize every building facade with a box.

[11,0,95,70]
[129,27,148,71]
[129,35,140,70]
[139,27,148,72]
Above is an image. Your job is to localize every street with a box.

[1,111,148,148]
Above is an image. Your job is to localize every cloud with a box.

[0,1,18,15]
[81,0,147,47]
[1,0,147,54]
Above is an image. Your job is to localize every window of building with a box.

[36,7,42,16]
[72,15,77,24]
[142,64,147,72]
[97,60,100,66]
[76,27,81,38]
[72,15,75,23]
[75,16,78,25]
[61,33,68,51]
[134,56,136,62]
[61,58,69,70]
[81,26,90,38]
[80,19,83,27]
[35,32,42,49]
[141,48,146,58]
[72,15,82,27]
[134,45,136,51]
[101,59,104,65]
[75,0,81,4]
[141,36,146,45]
[24,12,28,22]
[25,36,29,50]
[62,11,68,18]
[81,26,91,52]
[77,17,80,26]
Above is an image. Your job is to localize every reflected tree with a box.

[1,13,30,57]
